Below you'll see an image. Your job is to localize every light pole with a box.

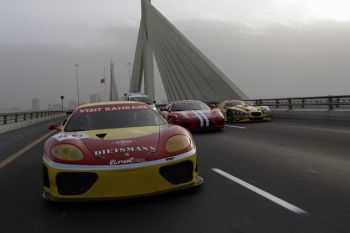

[60,96,64,113]
[74,64,80,106]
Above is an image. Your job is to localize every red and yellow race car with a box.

[160,100,225,131]
[43,101,202,201]
[218,100,272,123]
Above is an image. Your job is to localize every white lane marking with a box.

[212,168,307,214]
[192,110,204,127]
[0,131,55,169]
[225,124,247,129]
[308,170,319,174]
[197,110,209,127]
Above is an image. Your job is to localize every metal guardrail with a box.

[156,95,350,111]
[245,95,350,110]
[0,111,62,125]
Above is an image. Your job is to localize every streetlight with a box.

[60,96,64,113]
[74,64,80,106]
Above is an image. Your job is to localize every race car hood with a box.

[173,109,216,119]
[228,105,260,113]
[44,125,192,165]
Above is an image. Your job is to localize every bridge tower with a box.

[109,61,119,101]
[130,0,247,102]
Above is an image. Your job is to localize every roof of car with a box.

[171,100,202,104]
[77,101,146,108]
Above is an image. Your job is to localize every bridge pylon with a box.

[130,0,247,102]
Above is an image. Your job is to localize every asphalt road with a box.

[0,119,349,233]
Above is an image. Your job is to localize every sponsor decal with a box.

[53,132,89,141]
[192,110,210,127]
[197,110,210,127]
[114,139,132,146]
[78,105,148,114]
[94,146,156,158]
[109,157,146,165]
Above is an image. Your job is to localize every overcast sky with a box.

[0,0,350,110]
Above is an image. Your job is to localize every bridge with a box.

[1,113,349,233]
[1,1,350,233]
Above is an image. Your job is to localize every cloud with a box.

[1,17,350,110]
[174,19,350,98]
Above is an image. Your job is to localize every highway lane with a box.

[0,118,64,162]
[196,121,350,233]
[0,120,349,233]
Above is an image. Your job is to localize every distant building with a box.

[32,97,40,111]
[90,93,102,103]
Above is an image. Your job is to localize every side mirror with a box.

[153,100,156,104]
[48,123,58,130]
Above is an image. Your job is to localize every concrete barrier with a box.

[271,109,350,126]
[0,114,64,135]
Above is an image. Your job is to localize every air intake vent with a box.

[42,165,50,188]
[96,133,107,139]
[159,161,193,184]
[56,172,98,195]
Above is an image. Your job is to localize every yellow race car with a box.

[43,101,202,201]
[218,100,272,123]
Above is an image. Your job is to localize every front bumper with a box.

[234,115,272,122]
[173,119,224,131]
[42,149,202,201]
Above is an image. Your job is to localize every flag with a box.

[100,78,105,84]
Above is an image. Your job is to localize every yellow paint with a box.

[51,144,84,161]
[165,135,191,152]
[43,154,198,200]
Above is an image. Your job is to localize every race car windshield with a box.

[64,108,166,131]
[172,102,210,111]
[129,96,152,104]
[226,100,247,107]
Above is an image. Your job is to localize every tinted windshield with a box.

[64,106,166,131]
[172,102,210,111]
[226,100,247,107]
[129,96,152,104]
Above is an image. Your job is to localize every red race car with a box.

[43,101,202,201]
[160,100,225,131]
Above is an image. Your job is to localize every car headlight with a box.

[212,110,224,118]
[234,110,247,116]
[51,144,84,161]
[165,135,192,153]
[260,106,271,113]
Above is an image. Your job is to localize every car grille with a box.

[251,112,262,117]
[56,172,98,195]
[159,160,193,184]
